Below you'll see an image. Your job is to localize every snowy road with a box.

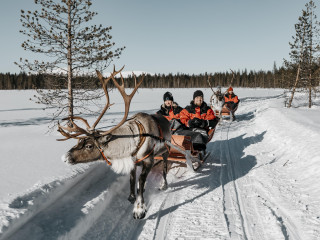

[1,89,320,240]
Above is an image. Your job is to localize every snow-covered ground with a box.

[0,88,319,240]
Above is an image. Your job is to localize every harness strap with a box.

[134,144,156,164]
[98,147,112,165]
[93,140,112,165]
[157,122,170,152]
[97,119,168,166]
[134,120,169,163]
[131,120,147,157]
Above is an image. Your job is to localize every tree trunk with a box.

[288,21,307,108]
[288,66,301,108]
[308,3,313,108]
[308,85,312,108]
[67,0,73,118]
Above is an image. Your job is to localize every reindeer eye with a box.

[86,144,93,150]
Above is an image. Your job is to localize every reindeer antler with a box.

[207,75,215,93]
[57,118,90,141]
[100,70,144,135]
[229,69,235,86]
[92,65,125,130]
[57,66,144,141]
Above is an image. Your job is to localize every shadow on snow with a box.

[1,131,265,240]
[146,131,265,225]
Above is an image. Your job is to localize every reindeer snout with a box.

[61,153,75,165]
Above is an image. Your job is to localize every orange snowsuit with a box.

[224,93,239,103]
[180,101,216,128]
[156,103,183,121]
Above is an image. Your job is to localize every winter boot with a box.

[200,150,211,163]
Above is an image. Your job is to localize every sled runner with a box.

[154,128,215,170]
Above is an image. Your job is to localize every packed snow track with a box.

[1,89,319,240]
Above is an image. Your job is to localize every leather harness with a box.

[96,120,166,166]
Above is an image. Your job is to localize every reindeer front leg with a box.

[128,165,137,204]
[133,159,153,219]
[159,152,169,191]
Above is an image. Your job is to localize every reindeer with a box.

[208,70,236,118]
[208,77,224,116]
[58,66,171,219]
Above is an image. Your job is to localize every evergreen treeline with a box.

[1,67,319,90]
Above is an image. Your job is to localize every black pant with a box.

[175,128,208,151]
[225,102,239,112]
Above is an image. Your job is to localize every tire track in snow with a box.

[1,163,125,240]
[79,168,170,240]
[151,190,176,240]
[218,95,302,240]
[236,96,303,240]
[218,96,273,240]
[219,122,249,240]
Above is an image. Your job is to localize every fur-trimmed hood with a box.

[185,101,210,114]
[157,102,183,116]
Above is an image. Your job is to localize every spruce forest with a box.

[1,65,318,90]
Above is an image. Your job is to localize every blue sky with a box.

[0,0,315,74]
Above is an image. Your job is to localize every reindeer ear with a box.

[99,134,113,145]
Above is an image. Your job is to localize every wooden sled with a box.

[213,105,231,117]
[154,128,215,167]
[213,104,238,119]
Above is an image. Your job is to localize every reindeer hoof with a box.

[133,199,147,219]
[159,182,168,191]
[133,210,146,219]
[128,194,136,204]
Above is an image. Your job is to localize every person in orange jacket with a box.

[180,90,219,130]
[179,90,219,151]
[157,92,183,121]
[157,92,185,133]
[224,87,239,120]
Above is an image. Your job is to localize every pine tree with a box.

[287,0,319,108]
[16,0,125,121]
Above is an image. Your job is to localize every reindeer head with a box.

[58,66,144,165]
[62,134,114,164]
[64,138,100,164]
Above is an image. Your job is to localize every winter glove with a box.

[188,118,201,128]
[199,119,208,128]
[189,118,208,128]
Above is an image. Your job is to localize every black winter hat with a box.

[163,91,174,101]
[193,90,204,99]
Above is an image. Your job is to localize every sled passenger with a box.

[179,90,219,151]
[156,92,185,133]
[224,87,239,120]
